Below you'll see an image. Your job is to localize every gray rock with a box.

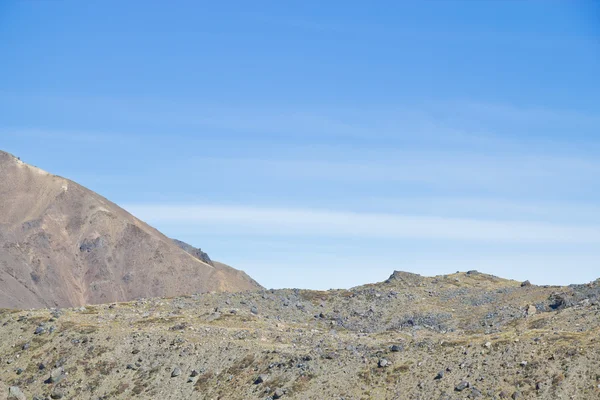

[172,239,214,266]
[455,381,470,391]
[34,326,46,335]
[171,367,182,377]
[190,369,199,377]
[434,371,444,380]
[378,358,389,368]
[47,367,64,384]
[22,343,30,350]
[391,344,402,352]
[548,293,568,310]
[255,374,268,384]
[50,388,64,399]
[273,388,285,399]
[8,386,26,400]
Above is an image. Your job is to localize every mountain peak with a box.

[0,150,261,308]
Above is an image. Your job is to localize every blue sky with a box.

[1,1,599,289]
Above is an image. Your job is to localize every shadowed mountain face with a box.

[0,150,261,309]
[172,239,214,266]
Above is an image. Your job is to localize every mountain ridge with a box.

[0,150,261,309]
[0,269,598,399]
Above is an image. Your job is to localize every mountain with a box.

[0,270,598,399]
[0,150,261,309]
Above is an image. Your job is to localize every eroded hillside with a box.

[0,150,260,308]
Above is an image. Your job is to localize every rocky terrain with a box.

[1,270,599,399]
[0,150,261,309]
[172,240,214,267]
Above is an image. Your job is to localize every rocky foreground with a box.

[1,271,599,400]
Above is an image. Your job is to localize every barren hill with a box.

[0,150,261,309]
[0,270,598,399]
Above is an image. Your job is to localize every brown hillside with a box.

[0,150,261,308]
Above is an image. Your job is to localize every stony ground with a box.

[1,271,599,400]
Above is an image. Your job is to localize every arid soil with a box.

[1,270,599,399]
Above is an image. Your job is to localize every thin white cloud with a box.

[355,197,600,223]
[124,204,600,244]
[175,153,600,196]
[450,100,600,128]
[1,127,133,144]
[3,92,598,149]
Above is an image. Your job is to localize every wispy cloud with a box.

[355,197,600,224]
[123,204,600,244]
[3,92,598,148]
[173,152,600,197]
[1,127,134,144]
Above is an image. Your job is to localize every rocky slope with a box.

[1,270,599,399]
[0,150,261,309]
[172,239,214,266]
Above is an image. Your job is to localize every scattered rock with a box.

[254,374,268,384]
[171,367,182,377]
[378,358,389,368]
[46,367,64,384]
[455,381,470,391]
[8,386,26,400]
[548,293,568,310]
[50,388,64,399]
[273,388,285,399]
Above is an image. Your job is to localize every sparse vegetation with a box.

[0,271,598,399]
